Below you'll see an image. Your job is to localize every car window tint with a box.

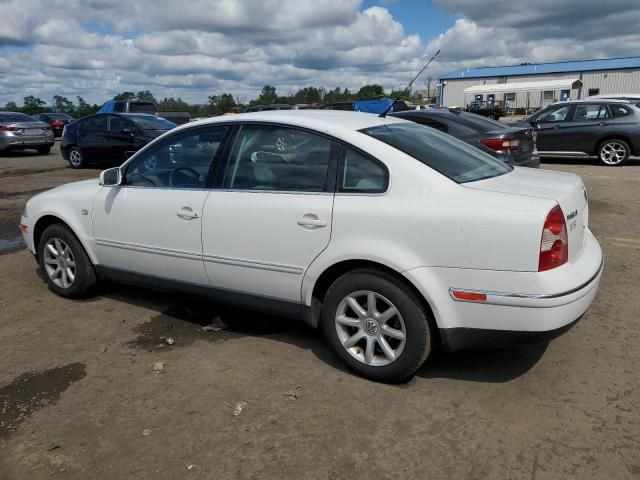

[413,117,449,133]
[84,116,108,130]
[224,125,333,192]
[339,148,387,193]
[360,122,512,184]
[536,105,571,123]
[124,126,229,189]
[574,104,610,121]
[109,116,131,132]
[456,112,505,132]
[610,105,631,117]
[129,102,156,114]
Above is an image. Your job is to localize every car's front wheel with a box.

[321,269,433,383]
[38,224,97,298]
[598,139,630,166]
[68,147,85,169]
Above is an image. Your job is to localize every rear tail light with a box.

[539,204,568,272]
[0,125,19,131]
[480,137,520,152]
[51,120,64,126]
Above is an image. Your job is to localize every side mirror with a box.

[99,167,122,186]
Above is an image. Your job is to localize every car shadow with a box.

[66,280,547,384]
[541,156,640,167]
[416,343,548,383]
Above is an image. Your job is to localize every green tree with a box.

[293,86,322,105]
[53,95,75,114]
[136,90,157,104]
[75,96,100,118]
[3,101,18,111]
[208,93,237,115]
[157,97,190,112]
[256,85,278,105]
[356,84,385,100]
[113,91,136,101]
[389,89,412,101]
[22,96,46,115]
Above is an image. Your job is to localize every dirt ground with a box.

[1,144,639,479]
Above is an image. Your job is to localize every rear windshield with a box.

[128,115,176,130]
[360,122,512,183]
[454,112,506,132]
[45,113,75,120]
[0,112,36,123]
[128,102,157,114]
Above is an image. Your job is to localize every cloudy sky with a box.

[1,0,639,105]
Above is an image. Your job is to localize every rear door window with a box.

[573,104,610,121]
[83,116,108,131]
[339,147,388,193]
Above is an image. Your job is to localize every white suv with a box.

[20,111,603,382]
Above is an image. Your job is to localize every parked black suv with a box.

[392,109,539,167]
[511,99,640,166]
[60,113,175,168]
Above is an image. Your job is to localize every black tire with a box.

[321,269,433,383]
[68,146,85,169]
[488,114,496,120]
[37,146,51,155]
[37,224,97,298]
[598,139,630,166]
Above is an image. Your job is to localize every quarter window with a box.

[224,125,334,192]
[610,105,632,117]
[573,104,610,121]
[124,126,229,189]
[339,148,387,193]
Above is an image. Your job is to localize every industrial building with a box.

[438,56,640,113]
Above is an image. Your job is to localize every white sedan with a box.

[20,111,603,382]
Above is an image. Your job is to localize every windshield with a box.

[360,122,512,183]
[45,113,75,120]
[129,115,176,130]
[0,112,36,123]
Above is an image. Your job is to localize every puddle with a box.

[128,302,297,352]
[0,363,87,441]
[0,236,24,254]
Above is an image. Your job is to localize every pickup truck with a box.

[97,99,191,125]
[465,102,504,120]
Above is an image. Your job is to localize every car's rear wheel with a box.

[321,269,433,383]
[38,224,97,298]
[37,146,51,155]
[68,147,85,169]
[598,139,630,166]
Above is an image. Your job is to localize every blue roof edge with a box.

[440,56,640,80]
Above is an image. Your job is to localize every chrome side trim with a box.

[95,238,304,275]
[538,151,592,158]
[202,253,304,274]
[450,259,603,307]
[95,238,202,261]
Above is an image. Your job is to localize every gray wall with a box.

[440,69,640,109]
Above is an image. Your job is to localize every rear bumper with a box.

[0,136,54,150]
[404,229,603,351]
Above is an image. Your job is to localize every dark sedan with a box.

[60,113,176,168]
[34,112,76,138]
[392,109,539,168]
[510,99,640,166]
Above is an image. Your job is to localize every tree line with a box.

[3,83,430,118]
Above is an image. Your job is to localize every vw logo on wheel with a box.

[362,319,379,336]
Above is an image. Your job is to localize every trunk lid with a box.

[10,121,51,136]
[466,167,588,261]
[485,127,536,164]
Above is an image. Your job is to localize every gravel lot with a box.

[1,144,639,479]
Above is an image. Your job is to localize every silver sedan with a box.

[0,111,55,155]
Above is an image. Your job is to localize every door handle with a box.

[177,207,199,220]
[598,122,607,126]
[553,125,560,129]
[297,214,327,229]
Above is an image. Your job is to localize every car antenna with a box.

[379,49,440,118]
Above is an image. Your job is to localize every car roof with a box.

[184,110,406,133]
[554,98,632,105]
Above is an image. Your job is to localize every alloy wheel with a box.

[43,237,76,289]
[335,290,406,366]
[69,149,82,167]
[600,142,627,165]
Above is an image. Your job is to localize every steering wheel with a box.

[169,166,200,187]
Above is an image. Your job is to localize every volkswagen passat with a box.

[20,111,603,382]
